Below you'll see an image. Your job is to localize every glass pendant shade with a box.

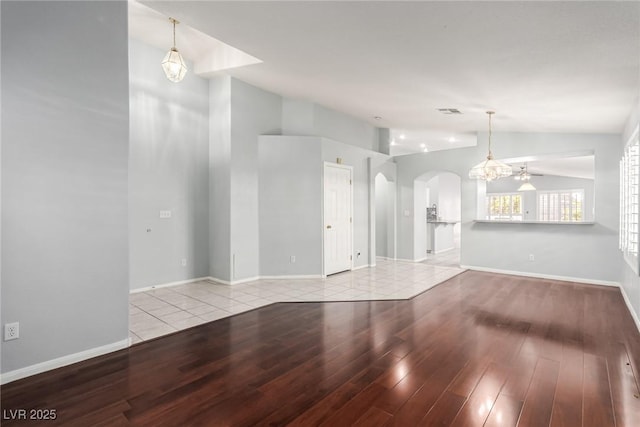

[517,181,536,191]
[469,156,513,181]
[162,48,187,82]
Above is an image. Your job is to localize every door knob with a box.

[326,225,332,229]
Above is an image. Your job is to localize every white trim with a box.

[460,265,619,287]
[376,256,397,261]
[394,257,427,263]
[130,276,211,294]
[259,275,323,280]
[208,275,260,286]
[352,264,370,271]
[0,338,129,385]
[434,247,456,255]
[619,284,640,334]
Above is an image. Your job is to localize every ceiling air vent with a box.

[437,108,462,114]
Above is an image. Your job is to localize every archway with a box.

[414,171,461,267]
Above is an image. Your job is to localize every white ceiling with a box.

[139,1,640,155]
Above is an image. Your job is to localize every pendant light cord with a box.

[487,111,494,160]
[169,18,179,49]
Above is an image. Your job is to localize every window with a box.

[537,190,584,222]
[486,193,522,221]
[620,125,639,272]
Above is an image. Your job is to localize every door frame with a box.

[322,161,354,277]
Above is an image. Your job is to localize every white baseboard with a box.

[394,257,427,263]
[259,274,323,280]
[352,264,370,271]
[130,276,210,294]
[434,247,456,254]
[460,265,620,287]
[208,275,260,286]
[619,284,640,334]
[0,338,129,385]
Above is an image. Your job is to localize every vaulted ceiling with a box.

[136,1,640,154]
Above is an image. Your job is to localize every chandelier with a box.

[468,111,512,181]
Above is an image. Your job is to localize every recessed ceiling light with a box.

[420,143,426,148]
[390,139,396,146]
[423,147,429,153]
[448,137,456,143]
[399,134,406,140]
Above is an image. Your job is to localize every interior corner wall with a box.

[395,132,622,283]
[375,174,389,258]
[258,136,323,276]
[129,39,210,291]
[229,78,282,281]
[1,1,129,373]
[209,76,232,281]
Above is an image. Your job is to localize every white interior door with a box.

[324,163,352,276]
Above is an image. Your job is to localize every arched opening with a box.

[375,172,396,260]
[414,171,461,267]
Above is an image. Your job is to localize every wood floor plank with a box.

[449,362,510,426]
[549,341,584,427]
[583,353,616,427]
[1,271,639,426]
[517,357,560,427]
[483,393,523,427]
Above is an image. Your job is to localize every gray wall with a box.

[395,132,621,283]
[256,135,392,276]
[129,39,210,290]
[229,79,282,280]
[1,1,130,373]
[208,77,282,282]
[259,136,322,276]
[209,76,232,281]
[282,98,381,152]
[375,174,389,257]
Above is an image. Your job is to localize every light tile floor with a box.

[129,259,466,344]
[423,247,461,268]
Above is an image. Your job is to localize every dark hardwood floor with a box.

[2,271,640,426]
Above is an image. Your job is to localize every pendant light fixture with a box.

[516,164,537,191]
[161,18,187,83]
[469,111,512,181]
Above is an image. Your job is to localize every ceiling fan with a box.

[513,164,543,181]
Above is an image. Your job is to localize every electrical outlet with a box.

[4,322,19,341]
[529,254,535,261]
[290,255,296,263]
[159,210,172,219]
[181,258,187,267]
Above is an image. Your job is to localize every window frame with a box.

[620,125,640,274]
[485,192,523,221]
[537,189,585,223]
